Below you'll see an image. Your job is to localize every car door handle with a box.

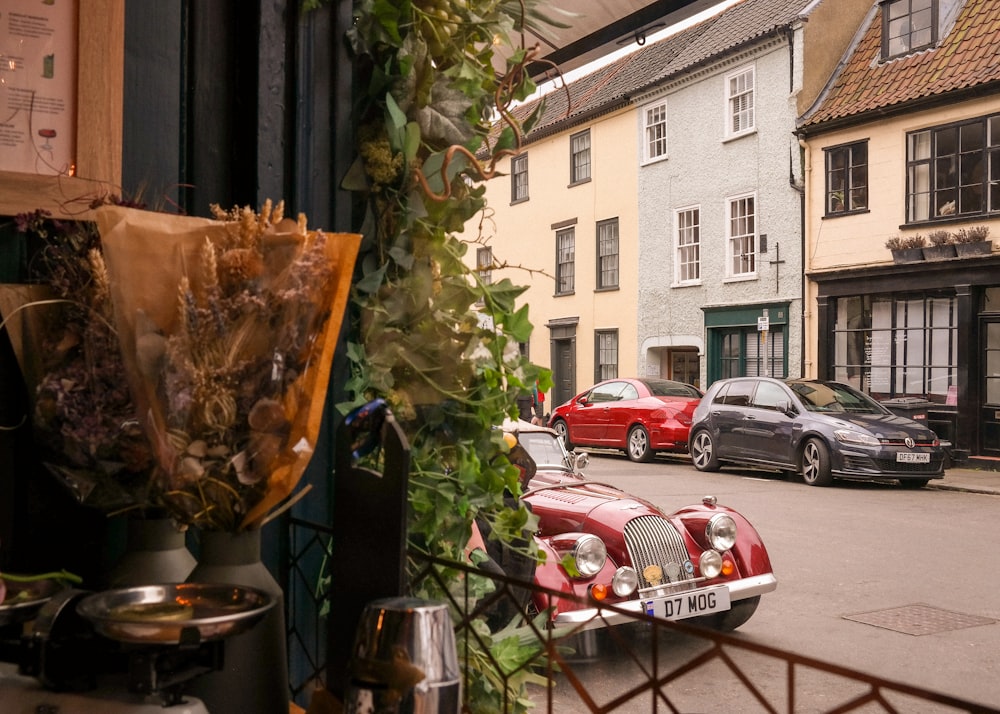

[745,415,757,420]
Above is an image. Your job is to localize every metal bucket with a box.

[344,597,460,714]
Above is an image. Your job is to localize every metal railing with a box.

[286,518,997,713]
[410,552,996,714]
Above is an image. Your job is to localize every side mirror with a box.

[573,451,589,474]
[776,400,796,416]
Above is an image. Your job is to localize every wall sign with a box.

[0,0,122,220]
[1,0,78,176]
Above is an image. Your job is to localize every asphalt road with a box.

[531,450,1000,713]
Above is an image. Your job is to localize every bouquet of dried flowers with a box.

[95,202,360,531]
[1,205,156,514]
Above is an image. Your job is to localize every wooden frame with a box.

[0,0,124,219]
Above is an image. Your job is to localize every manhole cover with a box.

[844,604,996,636]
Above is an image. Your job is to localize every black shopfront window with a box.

[833,293,956,401]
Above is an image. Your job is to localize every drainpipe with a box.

[795,136,810,378]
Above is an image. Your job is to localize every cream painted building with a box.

[471,70,640,407]
[798,0,1000,459]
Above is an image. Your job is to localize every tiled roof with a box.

[514,0,813,139]
[800,0,1000,130]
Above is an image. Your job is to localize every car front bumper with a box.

[833,447,945,479]
[551,573,778,631]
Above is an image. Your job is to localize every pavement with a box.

[933,459,1000,495]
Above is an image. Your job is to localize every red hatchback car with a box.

[548,378,702,462]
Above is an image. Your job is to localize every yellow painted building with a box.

[470,93,640,406]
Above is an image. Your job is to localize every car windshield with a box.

[516,430,572,469]
[642,378,701,398]
[787,381,885,414]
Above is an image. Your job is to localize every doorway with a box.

[667,348,700,389]
[980,319,1000,456]
[552,338,576,408]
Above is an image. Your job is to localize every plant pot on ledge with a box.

[890,247,925,264]
[956,240,992,257]
[922,244,957,260]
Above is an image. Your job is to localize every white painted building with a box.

[632,0,870,389]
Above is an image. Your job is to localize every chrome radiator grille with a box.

[623,515,695,589]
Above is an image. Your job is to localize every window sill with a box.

[595,285,619,293]
[901,213,998,230]
[722,128,756,144]
[510,196,529,206]
[568,177,592,188]
[723,274,758,283]
[554,291,576,298]
[671,280,702,288]
[823,208,870,219]
[641,154,668,167]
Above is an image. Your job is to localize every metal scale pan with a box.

[76,582,274,645]
[0,576,66,629]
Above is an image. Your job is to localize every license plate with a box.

[897,452,930,463]
[643,585,730,621]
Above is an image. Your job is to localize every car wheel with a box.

[898,478,930,489]
[627,425,653,463]
[800,438,833,486]
[695,595,760,631]
[690,430,720,472]
[552,418,573,449]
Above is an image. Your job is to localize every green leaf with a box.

[340,156,370,192]
[494,126,518,154]
[520,98,546,135]
[403,121,421,163]
[481,278,527,313]
[388,245,415,270]
[355,263,388,294]
[386,91,407,132]
[416,78,477,147]
[503,304,533,344]
[561,553,580,578]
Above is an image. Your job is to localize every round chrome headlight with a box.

[699,550,723,579]
[706,513,737,552]
[612,566,638,597]
[572,534,607,577]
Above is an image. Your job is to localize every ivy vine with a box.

[309,0,570,710]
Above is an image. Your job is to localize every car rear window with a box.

[714,380,754,406]
[644,379,701,398]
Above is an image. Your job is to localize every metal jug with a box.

[344,597,460,714]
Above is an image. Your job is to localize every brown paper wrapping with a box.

[96,205,360,530]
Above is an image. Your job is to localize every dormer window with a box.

[882,0,937,60]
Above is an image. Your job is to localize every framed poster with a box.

[1,0,77,176]
[0,0,122,218]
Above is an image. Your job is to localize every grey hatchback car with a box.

[688,378,945,488]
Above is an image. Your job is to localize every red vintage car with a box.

[548,378,702,462]
[505,421,777,634]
